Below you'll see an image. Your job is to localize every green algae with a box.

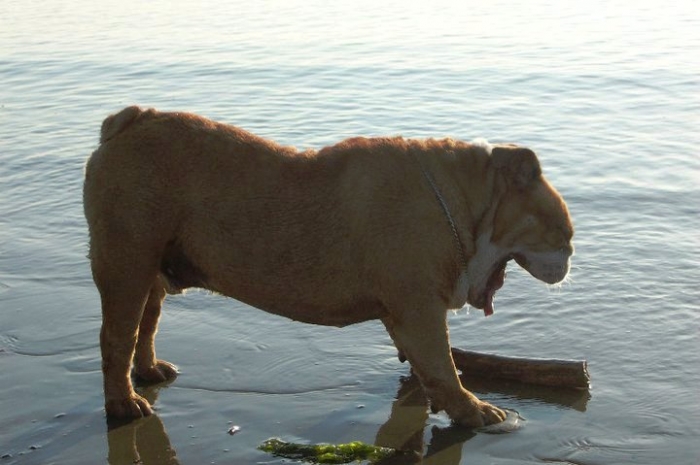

[258,438,398,464]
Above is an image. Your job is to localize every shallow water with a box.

[1,1,699,464]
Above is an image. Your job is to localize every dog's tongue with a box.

[484,291,495,317]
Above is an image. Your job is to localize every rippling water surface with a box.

[1,1,699,464]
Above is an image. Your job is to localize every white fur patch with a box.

[471,138,493,154]
[467,231,509,291]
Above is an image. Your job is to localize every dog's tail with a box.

[100,106,153,144]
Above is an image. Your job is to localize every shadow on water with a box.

[103,374,588,465]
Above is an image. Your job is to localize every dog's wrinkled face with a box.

[467,145,574,316]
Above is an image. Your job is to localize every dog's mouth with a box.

[479,257,510,317]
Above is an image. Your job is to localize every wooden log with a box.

[451,348,590,389]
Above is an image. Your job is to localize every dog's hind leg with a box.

[133,277,178,383]
[90,237,162,419]
[97,272,155,418]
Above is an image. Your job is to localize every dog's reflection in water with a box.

[375,375,475,465]
[106,386,178,465]
[104,376,476,465]
[105,374,590,464]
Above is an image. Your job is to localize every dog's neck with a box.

[413,153,469,274]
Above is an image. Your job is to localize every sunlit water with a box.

[1,1,699,464]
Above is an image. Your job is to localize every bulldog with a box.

[84,106,573,427]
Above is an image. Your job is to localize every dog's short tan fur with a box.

[84,106,573,427]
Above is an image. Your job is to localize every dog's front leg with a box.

[382,309,506,427]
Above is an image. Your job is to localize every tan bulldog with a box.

[84,106,573,427]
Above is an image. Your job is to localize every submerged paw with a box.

[105,394,153,418]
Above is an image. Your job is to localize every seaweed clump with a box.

[258,438,399,464]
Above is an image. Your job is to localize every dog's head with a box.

[467,144,574,316]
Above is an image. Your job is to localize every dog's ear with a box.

[491,145,542,189]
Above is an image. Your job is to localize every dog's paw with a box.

[476,400,507,425]
[449,399,507,428]
[105,393,153,418]
[134,360,179,384]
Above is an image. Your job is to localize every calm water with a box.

[1,1,699,464]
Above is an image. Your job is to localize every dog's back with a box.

[84,107,429,327]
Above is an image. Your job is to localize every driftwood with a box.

[451,348,590,389]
